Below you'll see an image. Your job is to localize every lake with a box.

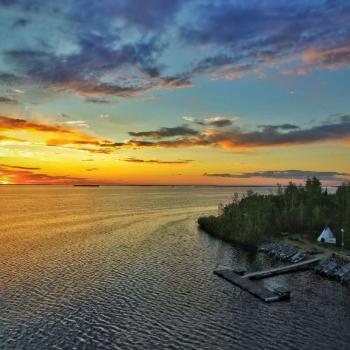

[1,186,350,349]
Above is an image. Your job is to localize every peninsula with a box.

[198,177,350,248]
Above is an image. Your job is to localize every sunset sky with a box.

[0,0,350,185]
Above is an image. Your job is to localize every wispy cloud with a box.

[0,165,88,184]
[0,115,110,153]
[60,120,89,128]
[182,115,239,127]
[0,115,72,133]
[129,126,198,139]
[203,170,350,181]
[0,96,18,105]
[85,168,99,172]
[284,44,350,75]
[123,158,193,164]
[86,97,112,104]
[0,163,40,170]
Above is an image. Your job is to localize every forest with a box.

[198,178,350,247]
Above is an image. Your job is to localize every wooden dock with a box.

[214,257,321,302]
[214,269,282,302]
[242,257,320,280]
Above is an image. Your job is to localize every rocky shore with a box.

[258,241,350,286]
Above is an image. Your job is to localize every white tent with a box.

[317,227,336,244]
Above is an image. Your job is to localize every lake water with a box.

[1,186,350,350]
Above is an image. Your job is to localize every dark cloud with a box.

[0,73,23,86]
[207,119,233,128]
[128,126,198,139]
[85,97,112,104]
[182,1,350,78]
[1,1,189,97]
[160,76,192,88]
[184,116,237,128]
[124,138,202,149]
[1,0,350,99]
[123,158,193,164]
[203,170,350,181]
[12,17,30,28]
[0,96,18,104]
[4,45,162,97]
[123,117,350,150]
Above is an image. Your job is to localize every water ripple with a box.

[1,186,350,349]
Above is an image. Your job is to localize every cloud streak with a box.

[0,115,73,133]
[0,115,113,153]
[2,115,350,155]
[123,158,193,164]
[0,165,88,184]
[0,96,18,105]
[0,163,40,170]
[183,115,239,127]
[203,170,350,181]
[129,126,198,139]
[124,117,350,151]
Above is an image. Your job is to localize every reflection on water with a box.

[1,186,350,350]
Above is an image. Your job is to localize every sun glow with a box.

[0,175,12,184]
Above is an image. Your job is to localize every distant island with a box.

[73,184,100,187]
[198,177,350,248]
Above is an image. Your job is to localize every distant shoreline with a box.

[0,184,339,188]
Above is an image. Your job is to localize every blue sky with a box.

[0,0,350,184]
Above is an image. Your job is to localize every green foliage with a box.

[198,177,350,247]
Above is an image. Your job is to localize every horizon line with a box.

[0,183,340,187]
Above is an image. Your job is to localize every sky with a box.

[0,0,350,185]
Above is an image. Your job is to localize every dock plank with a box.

[214,269,280,302]
[242,257,320,280]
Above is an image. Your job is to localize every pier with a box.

[242,257,320,280]
[214,269,283,302]
[214,257,321,302]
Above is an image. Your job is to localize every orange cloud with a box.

[284,44,350,75]
[302,45,350,69]
[0,166,88,185]
[123,117,350,151]
[0,163,41,170]
[0,115,114,153]
[0,134,25,142]
[0,115,73,133]
[2,115,350,157]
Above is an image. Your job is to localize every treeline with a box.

[198,178,350,247]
